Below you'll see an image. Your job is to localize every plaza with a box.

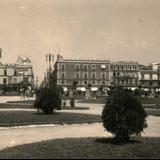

[0,96,159,158]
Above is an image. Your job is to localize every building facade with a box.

[139,63,160,91]
[0,56,34,94]
[52,55,160,96]
[54,55,110,91]
[110,61,140,88]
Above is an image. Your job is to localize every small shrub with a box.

[34,87,61,114]
[102,87,148,141]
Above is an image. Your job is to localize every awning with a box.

[77,87,86,92]
[63,87,68,92]
[91,87,98,91]
[128,87,136,91]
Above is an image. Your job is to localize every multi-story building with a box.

[139,63,160,91]
[0,56,34,94]
[54,55,110,91]
[110,61,140,88]
[52,54,160,96]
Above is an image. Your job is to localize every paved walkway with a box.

[0,123,111,150]
[0,96,35,103]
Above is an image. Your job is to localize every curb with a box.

[0,124,58,130]
[0,122,102,130]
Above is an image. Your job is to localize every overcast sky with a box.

[0,0,160,82]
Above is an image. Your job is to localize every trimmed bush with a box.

[34,87,61,114]
[102,87,148,141]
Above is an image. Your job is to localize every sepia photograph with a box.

[0,0,159,159]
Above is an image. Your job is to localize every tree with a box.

[34,71,61,114]
[34,87,61,114]
[102,87,148,141]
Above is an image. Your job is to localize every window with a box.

[130,66,132,70]
[4,70,7,76]
[14,70,17,76]
[92,81,96,85]
[84,73,88,79]
[61,81,65,85]
[61,73,65,79]
[92,65,96,71]
[61,64,65,70]
[152,74,158,80]
[3,78,7,84]
[102,74,105,79]
[13,78,17,84]
[83,65,88,71]
[84,81,88,85]
[76,73,80,79]
[144,74,150,80]
[75,64,80,70]
[92,73,96,79]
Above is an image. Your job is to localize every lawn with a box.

[0,137,159,159]
[143,104,160,109]
[145,109,160,117]
[141,97,160,104]
[78,97,160,105]
[0,103,33,109]
[0,111,101,127]
[0,103,89,110]
[7,100,35,104]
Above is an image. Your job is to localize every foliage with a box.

[102,87,148,141]
[34,87,61,114]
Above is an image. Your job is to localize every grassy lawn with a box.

[0,103,33,109]
[145,109,160,117]
[143,104,160,109]
[141,97,160,104]
[78,97,160,105]
[0,137,159,159]
[7,100,35,104]
[0,111,101,127]
[0,103,89,110]
[77,98,106,104]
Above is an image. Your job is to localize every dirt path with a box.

[0,123,111,150]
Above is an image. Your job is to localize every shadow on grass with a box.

[95,137,142,145]
[0,137,159,159]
